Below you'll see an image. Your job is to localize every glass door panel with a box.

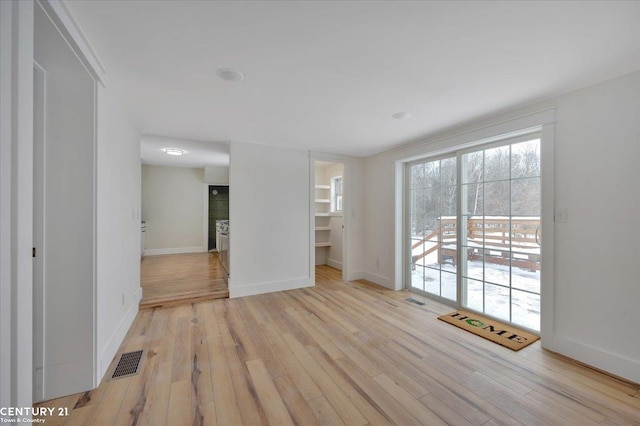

[408,156,457,301]
[460,137,541,331]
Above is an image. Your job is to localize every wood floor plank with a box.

[207,335,244,426]
[384,340,521,425]
[223,343,269,425]
[136,361,172,426]
[299,293,359,334]
[262,324,323,402]
[351,330,429,399]
[198,400,217,426]
[281,333,368,426]
[418,393,476,426]
[166,379,194,426]
[373,373,447,425]
[466,370,563,425]
[284,307,335,350]
[559,361,640,406]
[272,374,320,426]
[334,356,424,426]
[246,358,295,426]
[307,396,346,426]
[85,378,130,426]
[376,343,490,425]
[523,389,603,426]
[305,344,393,426]
[235,298,289,380]
[212,300,239,348]
[171,315,192,382]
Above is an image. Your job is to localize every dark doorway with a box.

[208,186,229,251]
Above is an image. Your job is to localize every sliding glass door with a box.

[407,135,541,331]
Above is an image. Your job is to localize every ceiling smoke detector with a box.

[216,68,245,82]
[392,112,412,120]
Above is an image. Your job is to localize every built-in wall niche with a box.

[314,161,345,269]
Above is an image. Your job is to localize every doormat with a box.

[438,311,539,351]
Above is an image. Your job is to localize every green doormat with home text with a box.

[438,311,539,351]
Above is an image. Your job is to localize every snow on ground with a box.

[411,247,540,331]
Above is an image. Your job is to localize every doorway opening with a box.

[314,161,345,277]
[208,185,229,252]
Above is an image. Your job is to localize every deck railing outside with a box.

[412,216,541,271]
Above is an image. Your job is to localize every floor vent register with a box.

[110,350,144,380]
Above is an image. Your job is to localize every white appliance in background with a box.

[217,220,230,281]
[141,221,146,258]
[215,219,226,252]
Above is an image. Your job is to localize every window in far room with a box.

[331,176,343,212]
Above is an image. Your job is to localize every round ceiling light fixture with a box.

[216,68,245,82]
[164,148,184,156]
[392,112,412,120]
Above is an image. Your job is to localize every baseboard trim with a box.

[229,277,314,298]
[543,334,640,384]
[143,246,203,256]
[363,271,394,290]
[346,270,365,281]
[98,298,139,383]
[326,258,343,270]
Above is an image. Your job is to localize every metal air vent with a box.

[110,350,144,379]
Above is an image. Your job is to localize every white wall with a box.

[141,165,205,255]
[550,71,640,382]
[229,142,312,297]
[363,70,640,383]
[204,165,229,184]
[96,87,142,382]
[328,215,344,270]
[344,158,366,281]
[363,153,396,288]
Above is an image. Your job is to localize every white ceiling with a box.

[65,0,640,157]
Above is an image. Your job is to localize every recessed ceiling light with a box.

[392,112,412,120]
[164,148,184,156]
[216,68,244,82]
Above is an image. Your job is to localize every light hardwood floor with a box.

[36,266,639,425]
[139,252,228,309]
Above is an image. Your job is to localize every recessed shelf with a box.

[315,183,332,250]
